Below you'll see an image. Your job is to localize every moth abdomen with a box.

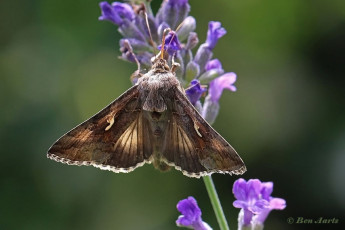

[153,127,162,136]
[152,158,171,172]
[150,111,162,121]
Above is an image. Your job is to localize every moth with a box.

[48,48,246,178]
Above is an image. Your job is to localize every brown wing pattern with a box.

[47,85,153,172]
[162,87,246,178]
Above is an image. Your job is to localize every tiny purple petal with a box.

[206,21,227,49]
[185,80,207,105]
[269,198,286,210]
[254,210,268,225]
[247,179,262,201]
[261,182,273,200]
[99,2,120,24]
[113,2,135,21]
[250,199,269,214]
[233,178,248,201]
[199,59,224,83]
[254,198,286,225]
[158,31,182,55]
[99,2,135,25]
[177,215,194,226]
[209,72,237,102]
[176,196,211,230]
[205,59,223,71]
[243,209,254,226]
[176,196,202,227]
[233,200,247,209]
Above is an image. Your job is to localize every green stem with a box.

[203,175,230,230]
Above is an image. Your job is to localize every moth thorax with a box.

[142,88,167,112]
[138,71,179,112]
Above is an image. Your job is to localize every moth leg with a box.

[132,51,143,77]
[130,70,143,83]
[130,55,143,83]
[105,116,115,131]
[193,121,202,137]
[171,53,180,73]
[121,39,143,83]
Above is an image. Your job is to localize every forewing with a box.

[162,87,246,178]
[48,85,153,173]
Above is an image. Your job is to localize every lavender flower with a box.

[99,2,135,25]
[232,179,286,229]
[157,31,182,55]
[177,16,196,41]
[206,21,227,50]
[205,59,223,71]
[156,0,191,30]
[194,22,227,72]
[185,80,207,106]
[200,72,237,124]
[209,72,237,102]
[99,0,237,124]
[253,182,286,226]
[198,59,224,83]
[176,197,212,230]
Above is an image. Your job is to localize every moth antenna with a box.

[144,12,157,56]
[167,32,176,51]
[160,18,186,61]
[165,19,186,58]
[166,18,185,49]
[185,84,208,91]
[175,19,185,34]
[161,28,171,59]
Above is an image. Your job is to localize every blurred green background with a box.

[1,0,344,229]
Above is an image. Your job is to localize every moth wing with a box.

[162,87,246,178]
[48,85,153,173]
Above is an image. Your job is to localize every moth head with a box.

[151,56,170,73]
[149,27,179,73]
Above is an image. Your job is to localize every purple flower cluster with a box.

[176,179,286,230]
[232,178,286,229]
[176,197,212,230]
[99,0,237,124]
